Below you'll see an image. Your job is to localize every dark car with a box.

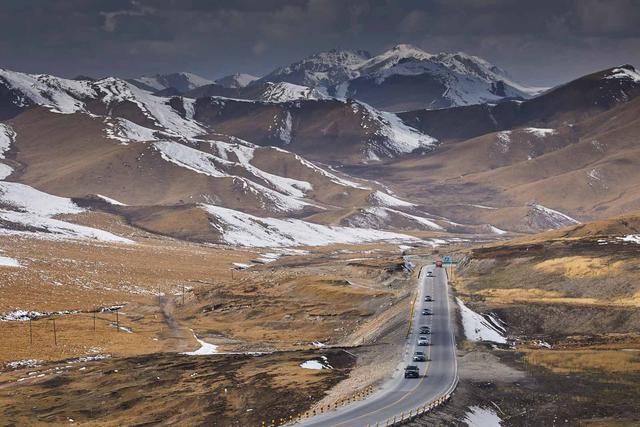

[413,351,427,362]
[424,295,433,302]
[419,326,431,334]
[426,271,433,277]
[404,365,420,378]
[421,308,432,315]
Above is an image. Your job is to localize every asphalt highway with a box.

[299,263,458,426]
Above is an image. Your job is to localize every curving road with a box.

[299,263,458,427]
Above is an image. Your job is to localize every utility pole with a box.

[52,318,57,346]
[29,318,33,345]
[182,284,185,305]
[93,311,96,331]
[116,310,119,332]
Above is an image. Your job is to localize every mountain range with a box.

[0,45,639,246]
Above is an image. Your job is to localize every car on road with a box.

[417,336,430,346]
[421,308,432,315]
[424,295,433,302]
[413,351,427,362]
[419,326,431,334]
[404,365,420,378]
[426,271,433,277]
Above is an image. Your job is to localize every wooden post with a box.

[93,311,96,331]
[182,284,185,305]
[29,318,33,345]
[52,318,57,346]
[116,310,119,332]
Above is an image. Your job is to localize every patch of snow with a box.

[0,210,134,244]
[0,124,16,158]
[0,182,84,216]
[104,118,158,143]
[181,331,218,355]
[259,82,327,102]
[531,204,580,229]
[370,191,416,207]
[5,359,43,370]
[605,67,640,83]
[620,234,640,244]
[456,298,507,344]
[0,255,22,268]
[463,406,502,427]
[524,127,556,137]
[202,204,416,248]
[0,163,13,179]
[488,225,507,235]
[469,204,498,210]
[96,194,127,206]
[299,355,333,370]
[496,131,511,153]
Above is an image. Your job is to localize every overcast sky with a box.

[1,0,639,86]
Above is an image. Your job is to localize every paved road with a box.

[299,264,458,427]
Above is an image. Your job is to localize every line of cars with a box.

[405,271,436,379]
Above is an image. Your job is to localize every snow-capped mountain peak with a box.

[259,49,371,89]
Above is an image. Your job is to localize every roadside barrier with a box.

[262,385,376,426]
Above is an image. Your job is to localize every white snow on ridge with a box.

[531,204,580,228]
[0,164,13,180]
[524,127,556,137]
[0,182,132,243]
[369,106,437,155]
[153,140,227,178]
[456,298,506,344]
[0,69,93,114]
[0,124,16,158]
[201,204,416,248]
[489,225,507,235]
[605,67,640,83]
[259,82,327,102]
[104,118,158,143]
[96,194,127,206]
[0,210,133,244]
[463,406,503,427]
[371,190,416,207]
[0,182,84,216]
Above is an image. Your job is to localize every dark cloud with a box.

[0,0,638,86]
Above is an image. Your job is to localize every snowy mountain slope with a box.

[0,181,132,243]
[193,97,437,163]
[216,73,259,89]
[201,204,415,248]
[258,82,327,102]
[128,72,213,93]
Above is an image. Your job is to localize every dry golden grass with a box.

[525,349,640,374]
[534,256,624,279]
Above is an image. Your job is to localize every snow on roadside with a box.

[300,356,333,370]
[456,298,506,344]
[463,406,503,427]
[620,235,640,244]
[181,331,218,355]
[202,204,416,248]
